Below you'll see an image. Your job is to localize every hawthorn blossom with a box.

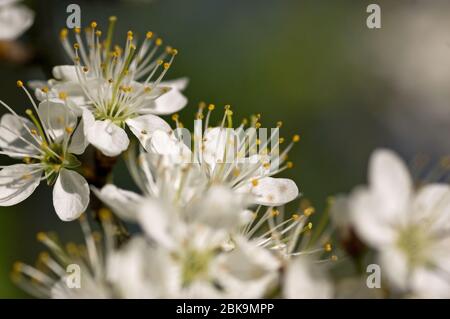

[345,149,450,298]
[0,82,89,221]
[32,17,187,157]
[0,0,34,41]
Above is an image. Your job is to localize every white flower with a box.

[143,105,300,207]
[283,256,333,299]
[0,83,89,221]
[33,18,188,157]
[348,149,450,298]
[0,0,34,41]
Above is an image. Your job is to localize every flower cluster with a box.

[4,16,450,299]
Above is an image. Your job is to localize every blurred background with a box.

[1,0,450,297]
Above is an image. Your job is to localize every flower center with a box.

[180,249,212,286]
[396,223,430,266]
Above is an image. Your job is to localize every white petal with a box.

[202,127,237,171]
[412,184,450,225]
[137,199,175,248]
[213,237,279,298]
[52,169,89,221]
[148,130,192,164]
[83,111,129,157]
[369,149,412,215]
[140,87,188,115]
[188,185,245,230]
[379,247,409,292]
[68,120,88,155]
[283,256,333,299]
[0,113,39,156]
[0,3,34,41]
[92,184,143,221]
[237,177,299,206]
[38,100,77,143]
[349,187,397,248]
[125,114,171,150]
[52,65,79,82]
[0,164,41,206]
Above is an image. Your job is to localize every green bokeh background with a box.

[1,0,448,297]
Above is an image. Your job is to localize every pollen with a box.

[293,134,301,142]
[146,31,153,39]
[292,214,300,221]
[13,262,23,272]
[155,38,163,46]
[303,207,315,217]
[286,161,294,169]
[90,21,98,29]
[109,16,117,22]
[279,137,285,144]
[251,179,259,187]
[99,208,112,221]
[324,243,332,252]
[171,48,178,56]
[307,222,313,230]
[41,87,49,93]
[36,232,47,242]
[65,127,74,134]
[73,43,80,49]
[58,91,68,100]
[16,80,24,87]
[208,104,215,111]
[331,255,338,261]
[276,121,283,128]
[271,209,280,217]
[74,27,81,34]
[60,28,68,39]
[163,62,171,69]
[255,122,261,129]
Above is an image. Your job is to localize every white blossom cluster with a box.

[2,17,450,299]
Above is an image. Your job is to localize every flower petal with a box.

[52,168,89,221]
[125,114,171,150]
[67,119,88,155]
[283,256,333,299]
[369,149,412,215]
[83,110,129,157]
[140,86,187,115]
[237,177,299,206]
[38,100,77,143]
[0,113,39,156]
[137,199,175,248]
[52,65,79,82]
[92,184,143,221]
[0,3,34,41]
[0,164,41,206]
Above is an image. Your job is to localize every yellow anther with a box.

[279,137,285,144]
[171,48,178,56]
[30,129,37,135]
[127,30,133,37]
[41,87,49,93]
[171,114,179,121]
[293,134,301,142]
[276,121,283,128]
[98,208,112,221]
[292,214,300,221]
[307,222,313,230]
[109,16,117,22]
[331,255,338,262]
[251,179,259,187]
[65,127,74,134]
[232,168,240,177]
[74,27,81,34]
[13,262,23,272]
[241,118,248,125]
[208,104,215,111]
[303,207,315,217]
[82,66,89,73]
[324,243,332,252]
[157,59,164,65]
[73,43,80,49]
[263,162,270,169]
[60,28,68,39]
[58,92,67,100]
[146,31,153,39]
[271,209,280,217]
[36,232,47,242]
[163,62,171,69]
[155,38,163,46]
[95,30,102,37]
[255,122,261,129]
[225,109,233,116]
[23,157,31,164]
[286,161,294,169]
[39,252,50,262]
[16,80,24,88]
[90,21,97,29]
